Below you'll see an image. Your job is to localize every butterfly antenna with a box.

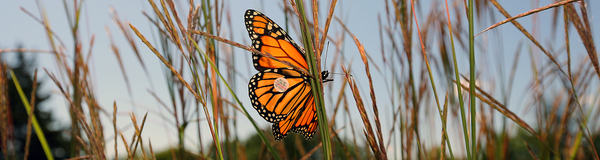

[324,42,330,68]
[322,42,334,83]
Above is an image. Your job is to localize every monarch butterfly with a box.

[245,9,330,140]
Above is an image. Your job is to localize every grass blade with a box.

[9,70,54,160]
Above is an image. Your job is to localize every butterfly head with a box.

[321,71,333,83]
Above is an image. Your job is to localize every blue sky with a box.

[1,0,599,158]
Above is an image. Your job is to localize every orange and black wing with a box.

[248,68,318,140]
[244,9,309,71]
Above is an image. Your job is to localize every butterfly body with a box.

[245,9,329,140]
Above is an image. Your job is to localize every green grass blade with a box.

[409,0,454,159]
[294,1,333,159]
[468,0,477,159]
[9,70,54,160]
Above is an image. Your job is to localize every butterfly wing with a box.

[244,9,309,71]
[245,9,321,141]
[248,68,318,140]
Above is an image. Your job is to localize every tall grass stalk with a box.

[337,14,388,160]
[468,0,477,158]
[563,2,600,159]
[408,0,454,159]
[294,0,333,159]
[442,0,464,159]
